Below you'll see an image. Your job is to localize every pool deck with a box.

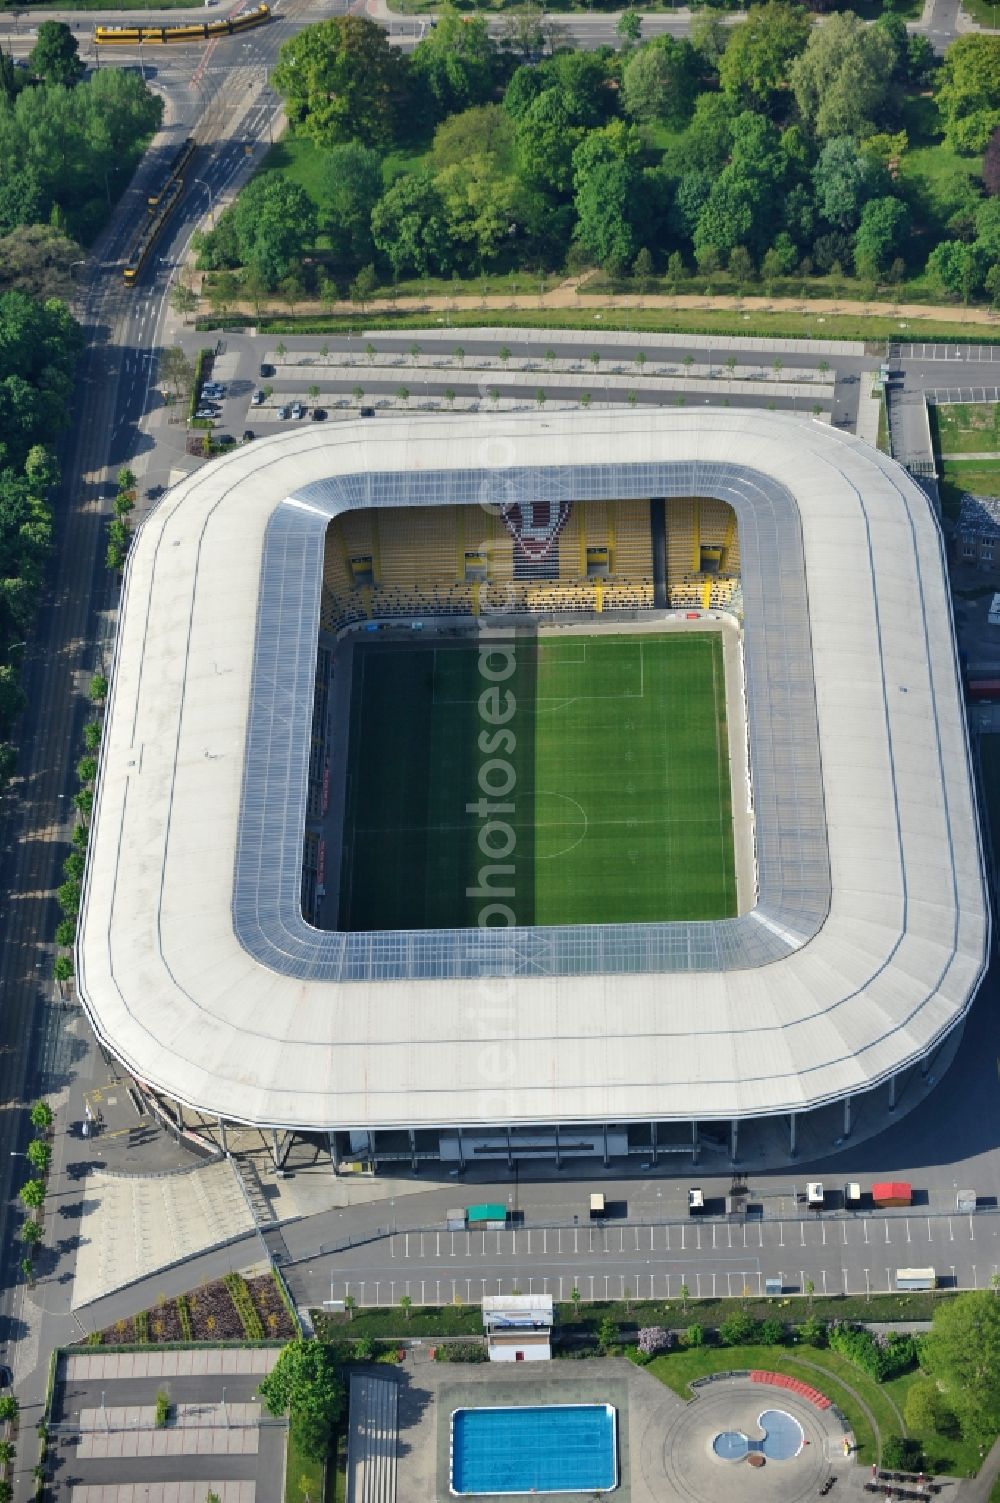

[385,1356,863,1502]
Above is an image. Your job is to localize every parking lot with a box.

[308,1206,1000,1310]
[48,1349,283,1503]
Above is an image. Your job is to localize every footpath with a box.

[189,276,1000,332]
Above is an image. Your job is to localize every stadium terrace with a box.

[76,411,988,1168]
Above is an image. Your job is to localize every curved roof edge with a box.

[76,412,990,1131]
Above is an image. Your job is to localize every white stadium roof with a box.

[76,411,989,1131]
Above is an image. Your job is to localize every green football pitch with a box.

[337,632,737,931]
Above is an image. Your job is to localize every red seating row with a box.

[750,1370,832,1410]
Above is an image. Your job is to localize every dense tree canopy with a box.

[0,292,80,786]
[28,22,84,88]
[923,1293,1000,1444]
[0,69,162,243]
[272,17,406,149]
[790,12,900,138]
[935,35,1000,154]
[259,1340,345,1462]
[717,1,810,112]
[410,6,497,120]
[208,6,987,303]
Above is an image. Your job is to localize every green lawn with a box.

[645,1343,886,1464]
[883,1370,985,1478]
[285,1427,325,1503]
[932,403,1000,456]
[261,136,331,214]
[939,457,1000,520]
[338,632,736,931]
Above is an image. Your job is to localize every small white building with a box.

[482,1294,554,1362]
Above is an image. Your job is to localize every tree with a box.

[719,1310,760,1345]
[272,17,406,149]
[926,239,987,302]
[570,1285,582,1317]
[55,917,77,947]
[903,1377,944,1435]
[679,1282,690,1311]
[83,721,102,752]
[259,1339,345,1461]
[204,174,317,290]
[19,1178,45,1209]
[30,1100,53,1132]
[718,1,810,114]
[729,245,754,283]
[399,1294,412,1319]
[617,8,642,45]
[53,954,74,985]
[319,142,384,274]
[371,173,452,278]
[935,35,1000,154]
[21,1218,43,1247]
[572,127,642,269]
[813,136,886,232]
[29,22,84,87]
[0,1397,17,1423]
[622,38,699,128]
[515,90,582,198]
[881,1436,923,1472]
[854,196,908,278]
[597,1315,618,1353]
[158,343,194,398]
[790,12,900,139]
[410,5,497,120]
[0,1441,14,1466]
[690,8,728,68]
[170,283,197,319]
[923,1292,1000,1443]
[350,265,378,310]
[25,1142,49,1178]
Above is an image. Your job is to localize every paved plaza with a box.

[371,1354,865,1503]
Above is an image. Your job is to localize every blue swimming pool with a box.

[450,1404,618,1496]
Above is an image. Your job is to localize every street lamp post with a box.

[192,177,216,230]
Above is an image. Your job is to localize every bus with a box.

[894,1268,937,1291]
[95,5,270,46]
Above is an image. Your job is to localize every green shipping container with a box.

[467,1203,507,1227]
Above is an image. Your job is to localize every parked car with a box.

[216,433,235,447]
[250,389,265,406]
[259,363,274,378]
[0,1366,12,1389]
[290,401,305,419]
[242,429,255,442]
[359,406,375,417]
[310,408,327,421]
[202,382,225,396]
[276,405,290,420]
[194,406,218,419]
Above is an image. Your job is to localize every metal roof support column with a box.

[730,1118,739,1164]
[328,1131,340,1176]
[603,1123,609,1167]
[554,1124,561,1171]
[789,1112,797,1158]
[409,1129,417,1172]
[843,1095,852,1139]
[506,1125,513,1170]
[218,1116,228,1156]
[456,1126,465,1171]
[690,1119,698,1164]
[652,1120,658,1168]
[888,1073,897,1112]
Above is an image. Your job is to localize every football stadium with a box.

[76,410,989,1168]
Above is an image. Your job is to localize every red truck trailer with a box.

[872,1180,912,1208]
